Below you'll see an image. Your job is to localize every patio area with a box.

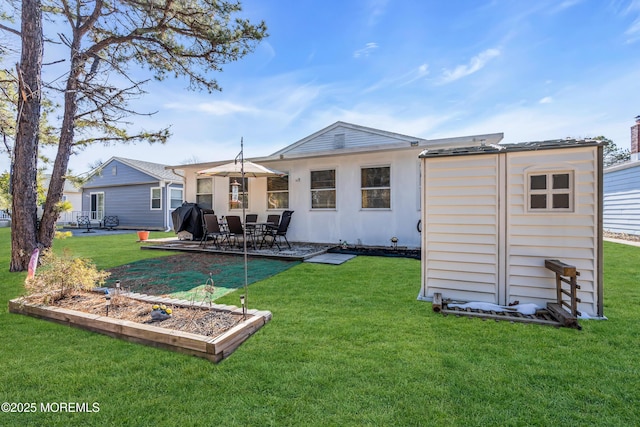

[140,237,334,261]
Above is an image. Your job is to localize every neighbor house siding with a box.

[421,154,501,303]
[82,184,166,228]
[603,162,640,235]
[83,159,159,187]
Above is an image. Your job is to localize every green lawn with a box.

[0,228,638,426]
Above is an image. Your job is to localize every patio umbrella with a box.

[196,140,287,315]
[197,161,286,178]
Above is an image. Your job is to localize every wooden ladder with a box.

[545,259,581,328]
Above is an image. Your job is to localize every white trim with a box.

[360,165,391,209]
[526,170,574,212]
[310,168,337,210]
[150,187,162,211]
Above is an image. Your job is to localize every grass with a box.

[0,227,639,426]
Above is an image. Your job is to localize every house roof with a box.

[42,174,82,194]
[419,139,604,158]
[88,157,184,183]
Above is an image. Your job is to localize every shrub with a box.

[24,249,110,302]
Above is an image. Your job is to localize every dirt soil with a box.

[24,291,243,338]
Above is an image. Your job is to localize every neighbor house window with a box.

[267,175,289,209]
[311,169,336,209]
[527,171,573,212]
[229,177,248,210]
[196,178,213,210]
[170,188,183,209]
[150,187,162,210]
[361,166,391,209]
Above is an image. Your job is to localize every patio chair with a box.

[201,214,228,249]
[245,213,259,242]
[225,215,253,249]
[266,214,280,225]
[260,210,293,250]
[77,216,94,233]
[102,215,119,230]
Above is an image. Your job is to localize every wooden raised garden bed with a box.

[8,292,272,363]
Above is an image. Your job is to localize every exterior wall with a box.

[603,161,640,235]
[82,184,167,229]
[420,154,501,303]
[421,146,601,317]
[82,159,183,230]
[505,147,600,317]
[183,149,424,247]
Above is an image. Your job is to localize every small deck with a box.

[140,238,334,261]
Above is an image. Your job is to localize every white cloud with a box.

[539,96,553,104]
[353,42,379,58]
[440,48,501,84]
[164,101,258,115]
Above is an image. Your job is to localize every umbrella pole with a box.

[238,138,248,312]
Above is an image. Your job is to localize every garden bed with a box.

[328,245,420,259]
[9,291,271,363]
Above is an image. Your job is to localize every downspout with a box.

[165,181,172,232]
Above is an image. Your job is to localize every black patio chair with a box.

[77,216,94,233]
[102,215,119,230]
[201,214,228,249]
[225,215,253,249]
[260,210,293,250]
[266,214,280,225]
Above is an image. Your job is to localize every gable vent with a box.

[334,133,345,149]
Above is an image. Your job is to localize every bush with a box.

[24,249,110,302]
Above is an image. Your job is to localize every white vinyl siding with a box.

[422,155,500,303]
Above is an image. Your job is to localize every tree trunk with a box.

[37,39,83,249]
[10,0,43,272]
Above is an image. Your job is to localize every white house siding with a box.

[420,154,501,303]
[505,147,600,316]
[183,149,424,247]
[603,161,640,235]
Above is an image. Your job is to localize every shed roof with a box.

[419,139,604,159]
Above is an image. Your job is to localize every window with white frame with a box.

[196,178,213,209]
[170,188,183,209]
[361,166,391,209]
[150,187,162,210]
[527,171,573,212]
[267,175,289,209]
[229,177,249,210]
[311,169,336,209]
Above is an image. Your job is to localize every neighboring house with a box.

[172,121,503,247]
[603,117,640,235]
[42,174,83,225]
[81,157,184,230]
[418,139,605,318]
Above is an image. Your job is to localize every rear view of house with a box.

[419,139,604,318]
[81,157,184,230]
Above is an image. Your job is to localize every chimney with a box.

[632,116,640,161]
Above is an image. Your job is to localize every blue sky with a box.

[4,0,640,174]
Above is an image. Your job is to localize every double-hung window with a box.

[267,175,289,209]
[361,166,391,209]
[150,187,162,210]
[170,188,183,209]
[528,171,573,212]
[196,178,213,210]
[311,170,336,209]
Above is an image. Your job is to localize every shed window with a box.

[267,175,289,209]
[150,187,162,210]
[311,170,336,209]
[361,166,391,209]
[527,171,573,212]
[196,178,213,210]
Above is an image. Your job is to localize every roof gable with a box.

[270,121,426,158]
[86,157,183,183]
